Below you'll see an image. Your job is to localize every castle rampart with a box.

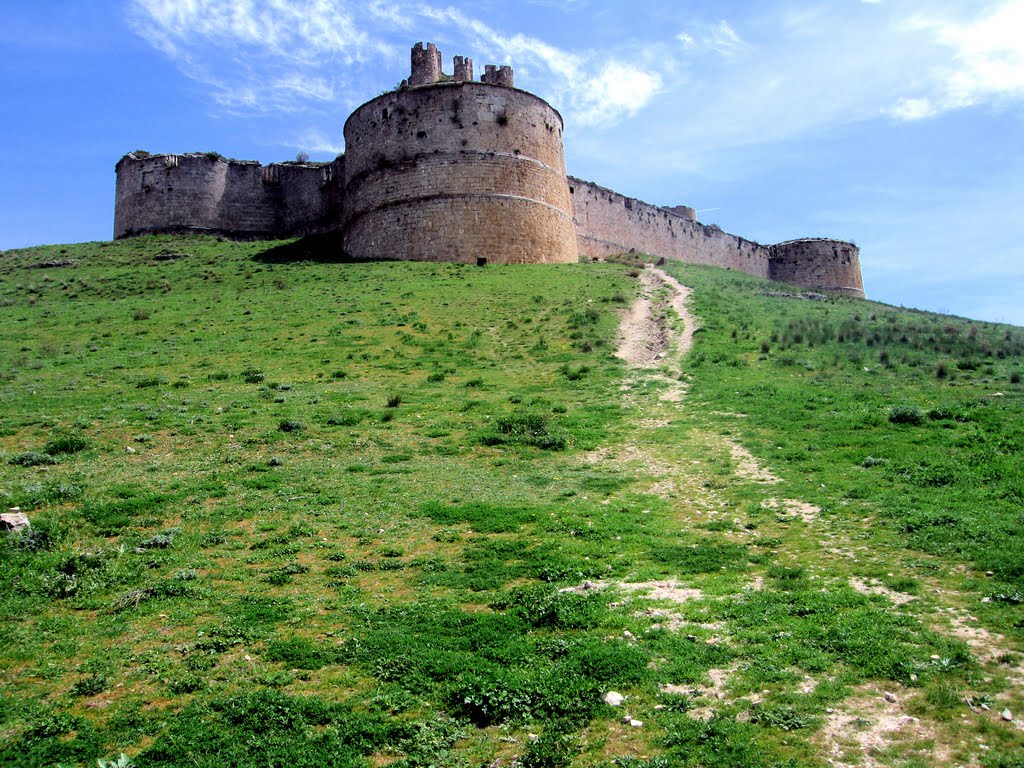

[569,178,772,277]
[341,77,577,264]
[769,238,864,297]
[112,42,864,295]
[114,153,343,240]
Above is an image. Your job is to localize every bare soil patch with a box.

[615,267,698,368]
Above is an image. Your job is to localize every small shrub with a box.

[136,529,177,550]
[43,434,91,456]
[9,451,57,466]
[889,405,925,425]
[70,674,107,697]
[278,419,305,433]
[1011,371,1021,384]
[519,730,580,768]
[386,394,402,408]
[241,367,265,383]
[935,361,948,379]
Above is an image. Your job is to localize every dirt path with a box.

[615,267,697,368]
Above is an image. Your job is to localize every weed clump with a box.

[43,434,91,456]
[8,451,57,467]
[479,411,567,451]
[277,419,305,433]
[888,405,926,425]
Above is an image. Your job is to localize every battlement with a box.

[481,64,514,88]
[407,43,513,89]
[409,42,442,86]
[453,55,474,82]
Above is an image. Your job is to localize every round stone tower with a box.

[769,238,865,298]
[340,43,578,264]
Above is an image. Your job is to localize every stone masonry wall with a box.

[114,153,340,240]
[769,239,864,297]
[569,177,772,277]
[342,81,577,264]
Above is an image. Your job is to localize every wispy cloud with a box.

[127,0,390,115]
[890,0,1024,120]
[677,20,749,57]
[128,0,666,131]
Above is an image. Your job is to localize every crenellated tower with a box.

[481,64,515,88]
[340,43,577,264]
[453,55,474,82]
[408,42,442,86]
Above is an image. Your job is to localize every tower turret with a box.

[481,64,514,88]
[409,42,442,86]
[453,55,474,82]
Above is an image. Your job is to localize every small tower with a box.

[409,42,442,86]
[481,64,514,88]
[453,55,474,82]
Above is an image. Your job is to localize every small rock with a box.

[1,510,30,532]
[603,691,625,707]
[705,637,718,646]
[654,704,665,711]
[629,719,644,728]
[244,655,252,661]
[883,692,897,704]
[1002,709,1013,722]
[126,445,136,453]
[527,733,538,742]
[623,630,634,639]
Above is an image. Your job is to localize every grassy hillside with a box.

[0,237,1021,767]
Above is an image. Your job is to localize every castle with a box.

[114,42,864,297]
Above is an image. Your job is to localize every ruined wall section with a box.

[342,82,577,264]
[769,239,864,297]
[270,158,345,236]
[114,153,342,240]
[569,177,771,277]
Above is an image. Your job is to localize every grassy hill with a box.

[0,236,1022,767]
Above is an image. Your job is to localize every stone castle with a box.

[114,42,864,297]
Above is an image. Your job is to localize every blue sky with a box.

[2,1,1022,325]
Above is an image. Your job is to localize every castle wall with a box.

[341,81,577,264]
[114,153,342,240]
[769,239,864,297]
[569,177,772,277]
[271,159,345,237]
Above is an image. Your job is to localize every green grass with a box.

[0,236,1021,766]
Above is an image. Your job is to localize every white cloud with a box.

[891,0,1024,120]
[295,129,344,156]
[128,0,665,130]
[677,19,749,56]
[127,0,387,114]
